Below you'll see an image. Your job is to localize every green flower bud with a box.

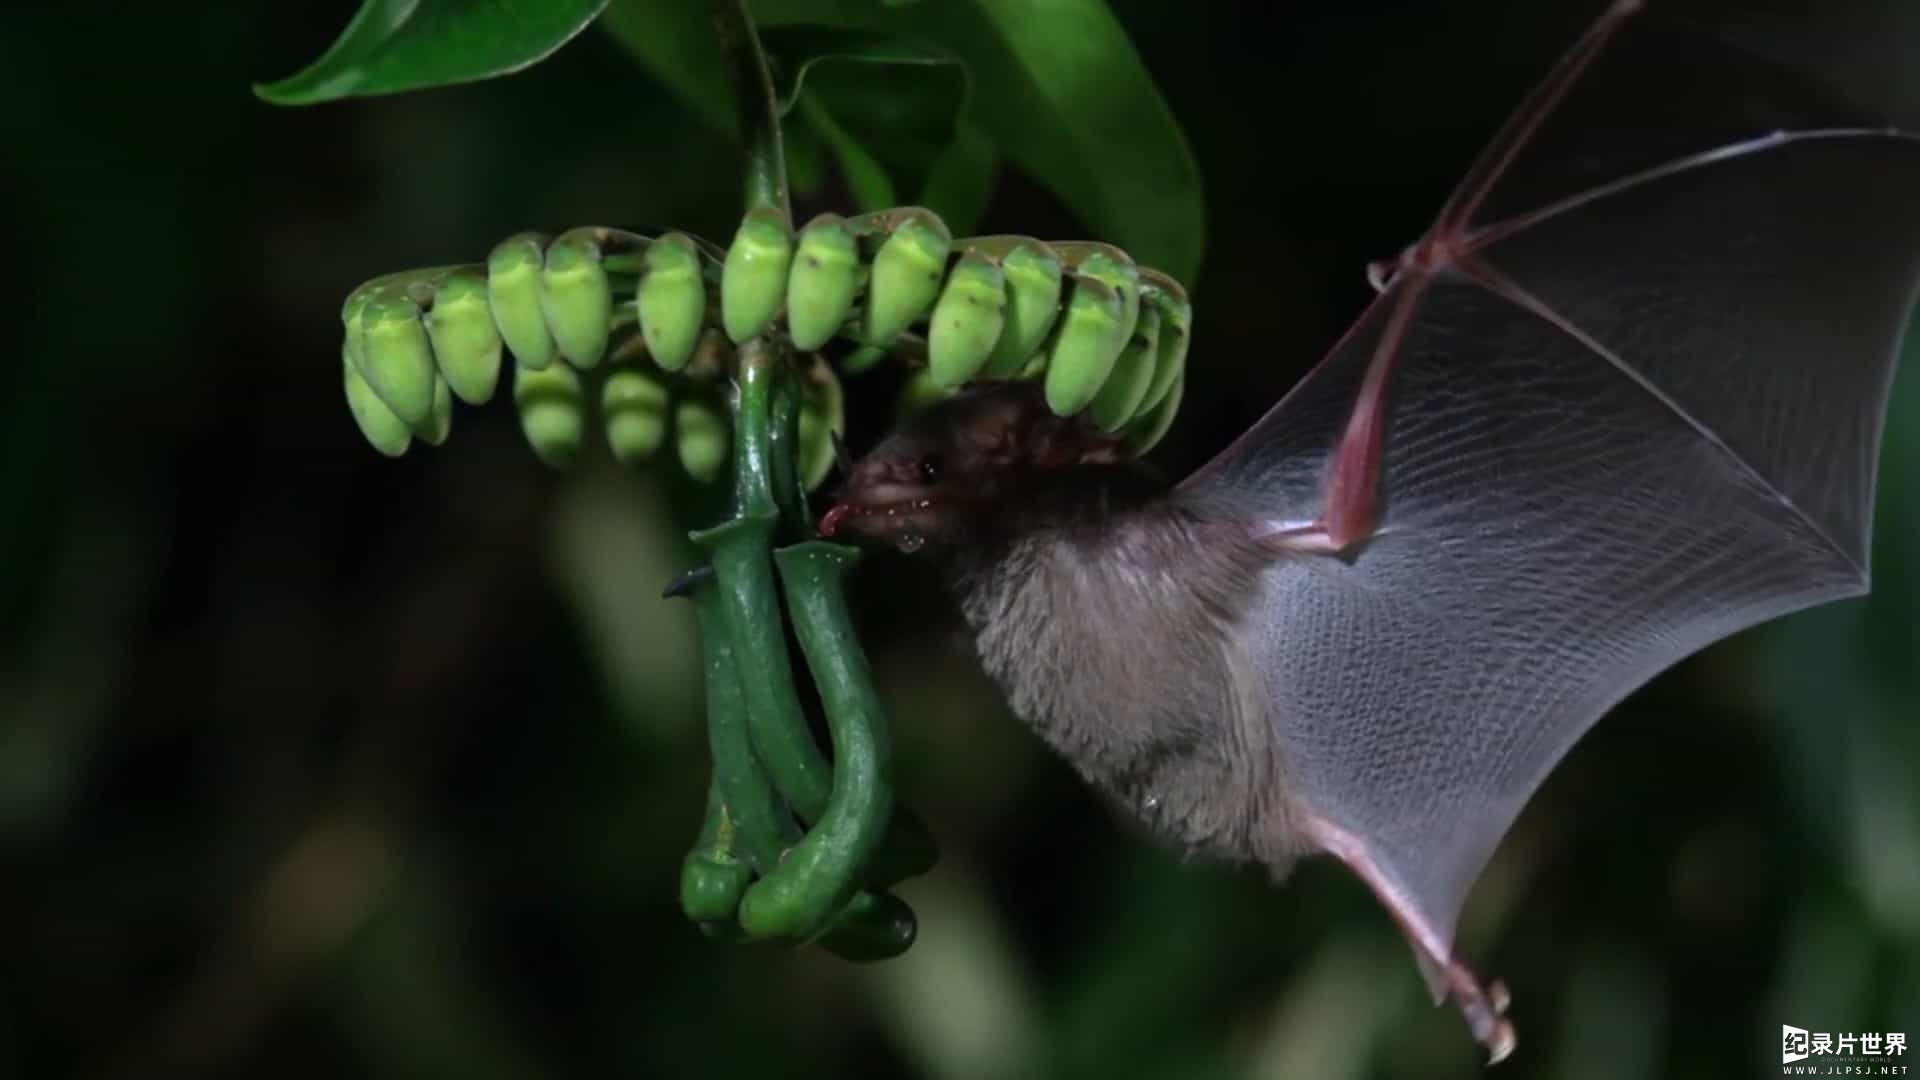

[1124,372,1183,456]
[1138,285,1191,418]
[542,230,613,369]
[602,367,670,466]
[1089,304,1162,432]
[860,211,950,347]
[786,213,863,352]
[721,208,793,344]
[513,359,584,468]
[358,290,438,425]
[414,374,454,446]
[342,343,412,457]
[488,233,555,370]
[927,252,1007,388]
[428,271,502,405]
[636,232,708,372]
[1043,275,1127,416]
[675,398,729,483]
[984,241,1064,377]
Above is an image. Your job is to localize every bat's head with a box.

[820,381,1127,553]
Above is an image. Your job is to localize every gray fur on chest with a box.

[955,508,1293,866]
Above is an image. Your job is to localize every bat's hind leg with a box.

[1304,816,1517,1064]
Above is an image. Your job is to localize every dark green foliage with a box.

[0,2,1912,1078]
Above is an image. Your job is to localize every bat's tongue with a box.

[818,503,852,537]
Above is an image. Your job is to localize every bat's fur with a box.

[828,384,1300,868]
[951,481,1299,867]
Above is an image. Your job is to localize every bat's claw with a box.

[1302,815,1518,1062]
[1456,971,1517,1064]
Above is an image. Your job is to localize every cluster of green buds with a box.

[336,204,1192,957]
[337,207,1191,481]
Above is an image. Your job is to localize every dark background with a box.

[2,3,1915,1078]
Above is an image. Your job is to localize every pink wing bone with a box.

[1258,0,1642,1064]
[1268,0,1642,561]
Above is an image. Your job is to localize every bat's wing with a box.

[1178,0,1920,1057]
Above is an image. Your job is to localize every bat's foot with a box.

[1302,815,1518,1064]
[1444,963,1517,1065]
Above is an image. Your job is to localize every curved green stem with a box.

[714,341,936,876]
[768,359,807,542]
[710,0,789,223]
[686,572,799,873]
[677,563,913,955]
[737,542,895,941]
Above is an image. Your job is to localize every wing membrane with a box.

[1176,0,1920,1041]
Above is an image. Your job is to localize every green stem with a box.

[692,514,831,817]
[710,0,789,223]
[768,359,807,541]
[676,563,915,956]
[736,542,897,942]
[687,572,800,876]
[695,339,835,829]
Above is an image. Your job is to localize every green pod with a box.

[796,361,845,492]
[489,233,556,370]
[984,241,1064,377]
[895,367,954,424]
[415,374,454,446]
[358,291,438,425]
[342,343,412,457]
[636,232,707,372]
[721,207,793,344]
[738,543,894,942]
[675,397,730,483]
[1088,305,1163,432]
[512,359,584,468]
[680,569,803,932]
[786,214,862,352]
[680,852,752,925]
[1043,275,1128,416]
[819,890,917,963]
[927,252,1007,389]
[427,271,502,405]
[1125,373,1183,456]
[602,367,670,466]
[1138,287,1192,417]
[859,211,950,347]
[542,230,613,369]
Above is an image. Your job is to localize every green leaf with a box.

[916,121,995,237]
[761,26,963,118]
[255,0,608,105]
[603,0,1203,283]
[763,28,971,215]
[794,91,898,212]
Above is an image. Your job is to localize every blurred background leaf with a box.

[1,2,1914,1078]
[255,0,609,105]
[762,26,977,220]
[603,0,1203,280]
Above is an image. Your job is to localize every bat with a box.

[819,0,1920,1060]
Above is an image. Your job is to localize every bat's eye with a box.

[917,455,942,484]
